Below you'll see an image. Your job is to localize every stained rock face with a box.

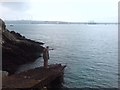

[1,19,44,74]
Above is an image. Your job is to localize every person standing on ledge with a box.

[43,46,49,68]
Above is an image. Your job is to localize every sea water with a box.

[6,24,118,88]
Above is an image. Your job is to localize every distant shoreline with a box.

[5,20,118,25]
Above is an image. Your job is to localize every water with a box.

[6,24,118,88]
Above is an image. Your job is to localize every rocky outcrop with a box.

[0,19,44,74]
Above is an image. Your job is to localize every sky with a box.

[0,0,119,22]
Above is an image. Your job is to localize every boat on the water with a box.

[10,25,14,27]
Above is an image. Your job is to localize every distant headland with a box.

[5,20,118,25]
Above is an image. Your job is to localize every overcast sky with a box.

[0,0,119,22]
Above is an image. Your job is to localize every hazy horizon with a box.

[4,19,118,23]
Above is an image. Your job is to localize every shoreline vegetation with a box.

[1,18,44,74]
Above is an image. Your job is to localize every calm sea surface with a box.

[6,24,118,88]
